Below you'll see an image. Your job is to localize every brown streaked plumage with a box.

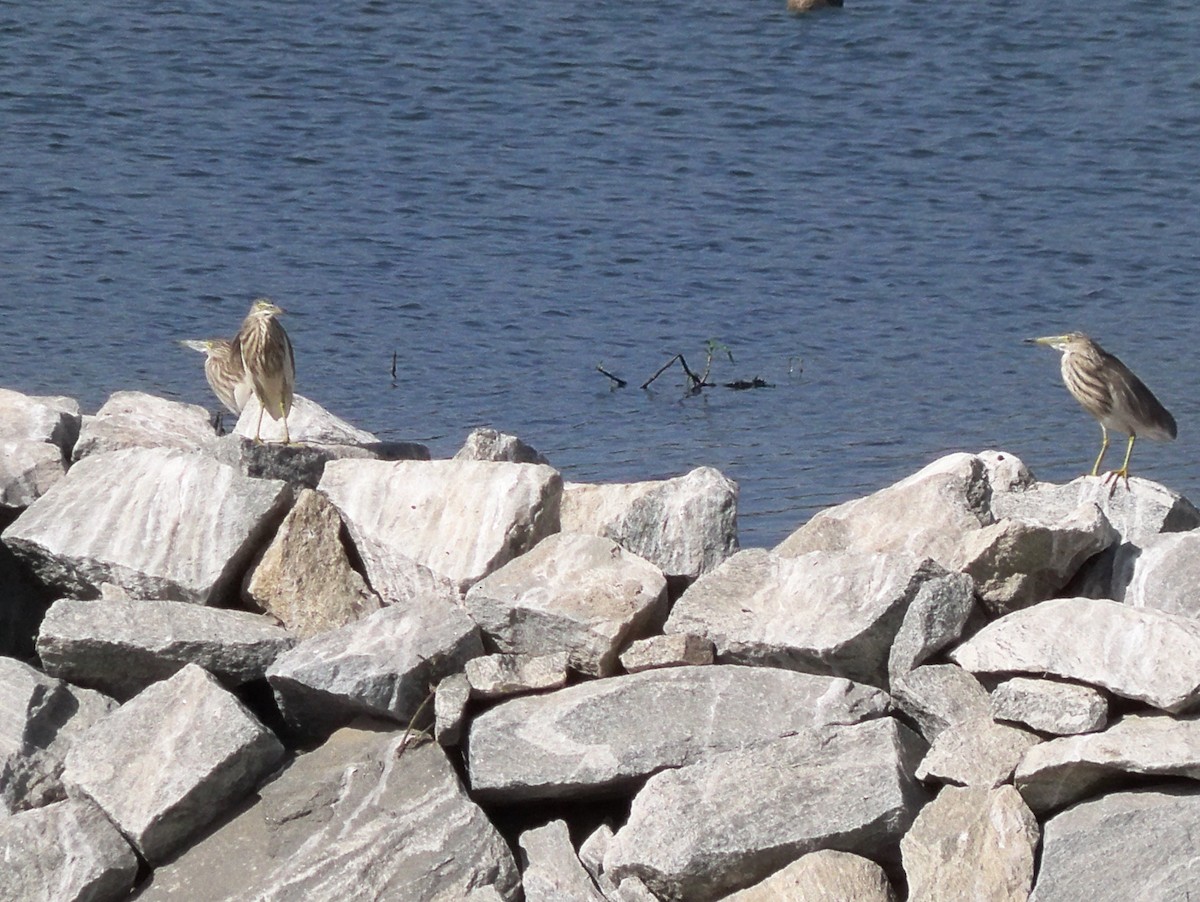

[236,299,295,443]
[179,338,252,416]
[1027,332,1176,486]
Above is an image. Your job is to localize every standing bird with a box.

[179,337,252,417]
[1027,332,1176,486]
[236,298,295,444]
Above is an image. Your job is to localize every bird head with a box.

[1025,332,1093,354]
[249,298,286,317]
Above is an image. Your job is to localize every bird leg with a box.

[280,402,291,445]
[1102,434,1136,495]
[254,406,265,444]
[1090,425,1110,478]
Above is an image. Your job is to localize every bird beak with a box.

[179,340,208,353]
[1025,336,1058,347]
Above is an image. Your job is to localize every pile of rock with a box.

[4,385,1200,901]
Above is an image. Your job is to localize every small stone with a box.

[435,672,471,747]
[455,427,549,464]
[466,652,570,700]
[620,634,714,673]
[990,676,1108,736]
[0,388,80,509]
[890,664,993,743]
[915,716,1040,788]
[901,785,1039,902]
[519,819,608,902]
[718,850,896,902]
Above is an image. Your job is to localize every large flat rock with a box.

[61,663,284,864]
[36,597,296,700]
[776,452,994,567]
[1015,713,1200,815]
[560,466,739,581]
[2,447,292,604]
[603,718,926,902]
[467,664,890,802]
[1119,530,1200,617]
[234,393,379,445]
[465,532,668,676]
[0,798,138,902]
[666,548,946,687]
[71,391,217,461]
[139,726,520,902]
[951,597,1200,713]
[1031,787,1200,901]
[320,458,561,591]
[267,598,483,735]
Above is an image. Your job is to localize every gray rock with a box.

[915,716,1040,788]
[0,798,138,902]
[613,877,661,902]
[234,392,379,445]
[1015,712,1200,815]
[620,634,714,673]
[465,532,668,676]
[139,726,521,902]
[951,596,1200,713]
[1119,530,1200,617]
[467,665,889,802]
[901,785,1039,902]
[603,718,926,902]
[466,652,570,699]
[3,447,292,604]
[1031,787,1200,902]
[579,823,615,886]
[243,488,382,638]
[666,548,946,687]
[267,599,483,735]
[320,458,562,591]
[0,656,116,814]
[0,388,80,509]
[71,391,217,461]
[717,850,896,902]
[520,819,608,902]
[561,466,739,581]
[61,663,284,864]
[776,452,993,567]
[889,664,993,743]
[888,571,976,681]
[434,672,470,746]
[955,504,1117,616]
[991,475,1200,547]
[990,676,1108,736]
[455,426,550,464]
[994,476,1200,601]
[36,597,296,700]
[977,449,1036,494]
[211,432,431,490]
[341,526,464,608]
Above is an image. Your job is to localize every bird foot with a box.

[1101,468,1130,497]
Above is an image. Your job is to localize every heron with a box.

[1027,332,1176,486]
[179,338,252,417]
[236,299,295,444]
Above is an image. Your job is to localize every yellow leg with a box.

[1101,434,1136,493]
[1090,425,1110,477]
[280,402,291,445]
[254,406,264,443]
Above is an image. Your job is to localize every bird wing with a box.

[1104,353,1177,441]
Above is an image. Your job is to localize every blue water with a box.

[2,1,1198,547]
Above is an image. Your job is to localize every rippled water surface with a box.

[2,1,1198,546]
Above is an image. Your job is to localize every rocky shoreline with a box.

[4,385,1200,900]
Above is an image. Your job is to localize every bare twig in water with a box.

[390,351,398,387]
[596,364,628,388]
[641,353,711,391]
